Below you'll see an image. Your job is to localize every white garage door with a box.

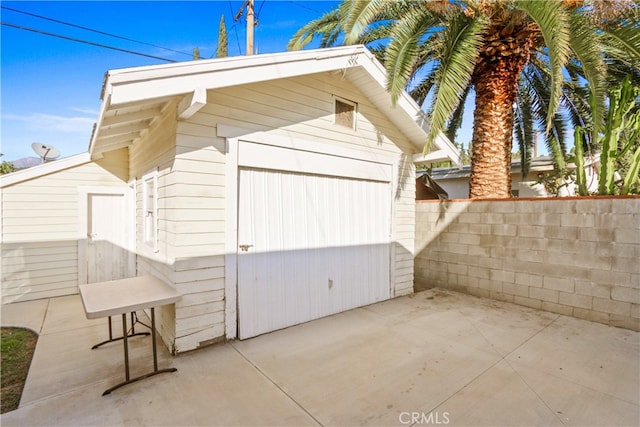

[237,146,392,339]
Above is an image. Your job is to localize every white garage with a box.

[2,45,460,353]
[234,141,393,338]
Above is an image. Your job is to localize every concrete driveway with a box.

[1,288,638,426]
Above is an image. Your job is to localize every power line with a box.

[1,5,193,58]
[1,22,177,63]
[229,1,243,55]
[286,1,324,14]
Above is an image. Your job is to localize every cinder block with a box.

[517,225,545,238]
[546,226,578,240]
[491,224,518,236]
[515,250,545,263]
[538,213,561,227]
[542,301,574,316]
[502,282,530,298]
[589,270,632,287]
[447,273,459,286]
[490,291,514,303]
[516,200,544,213]
[610,315,640,331]
[610,242,640,259]
[615,198,639,214]
[632,303,640,319]
[491,246,507,258]
[490,269,515,283]
[448,263,468,275]
[478,278,494,290]
[558,291,592,309]
[593,297,632,316]
[529,287,559,303]
[458,233,481,245]
[541,200,573,213]
[467,287,490,299]
[468,223,492,235]
[560,212,595,227]
[614,227,640,244]
[578,227,614,242]
[482,213,505,224]
[515,272,543,287]
[575,281,611,298]
[514,295,542,309]
[467,245,491,257]
[573,308,610,324]
[612,256,640,275]
[543,276,574,293]
[611,286,640,304]
[457,213,482,224]
[468,266,490,279]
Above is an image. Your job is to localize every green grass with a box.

[1,327,38,414]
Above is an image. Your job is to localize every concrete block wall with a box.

[415,197,640,331]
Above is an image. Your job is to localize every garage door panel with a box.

[238,166,391,339]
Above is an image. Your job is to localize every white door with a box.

[85,192,131,283]
[237,168,391,339]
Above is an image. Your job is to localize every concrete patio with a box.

[1,288,638,426]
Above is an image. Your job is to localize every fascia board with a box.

[108,46,368,106]
[0,152,91,188]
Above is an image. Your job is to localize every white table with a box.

[79,275,182,395]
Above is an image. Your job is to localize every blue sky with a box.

[1,1,344,161]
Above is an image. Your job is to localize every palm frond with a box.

[384,8,440,104]
[425,13,486,147]
[521,64,570,169]
[516,0,571,134]
[569,12,607,143]
[515,77,535,178]
[600,10,640,63]
[287,8,344,50]
[409,73,437,106]
[342,0,393,44]
[445,85,472,144]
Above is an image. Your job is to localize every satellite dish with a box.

[31,143,60,163]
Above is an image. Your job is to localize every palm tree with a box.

[289,0,639,199]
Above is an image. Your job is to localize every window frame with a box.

[141,168,159,253]
[333,96,358,130]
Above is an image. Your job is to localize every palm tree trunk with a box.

[469,67,519,199]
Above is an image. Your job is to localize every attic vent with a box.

[334,98,357,129]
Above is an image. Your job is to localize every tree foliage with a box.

[289,0,640,198]
[217,14,228,58]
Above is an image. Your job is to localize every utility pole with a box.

[234,0,255,56]
[246,0,254,56]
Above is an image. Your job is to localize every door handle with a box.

[239,244,253,252]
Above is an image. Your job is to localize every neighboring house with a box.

[430,155,599,199]
[0,45,459,353]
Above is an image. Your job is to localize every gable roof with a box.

[90,45,459,164]
[0,153,91,188]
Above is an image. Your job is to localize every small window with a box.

[334,97,357,129]
[142,169,158,252]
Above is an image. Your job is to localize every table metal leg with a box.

[122,313,130,382]
[102,308,177,396]
[151,307,158,371]
[91,313,151,350]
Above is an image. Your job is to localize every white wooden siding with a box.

[1,149,129,303]
[126,70,416,352]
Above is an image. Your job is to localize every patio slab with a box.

[1,288,638,426]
